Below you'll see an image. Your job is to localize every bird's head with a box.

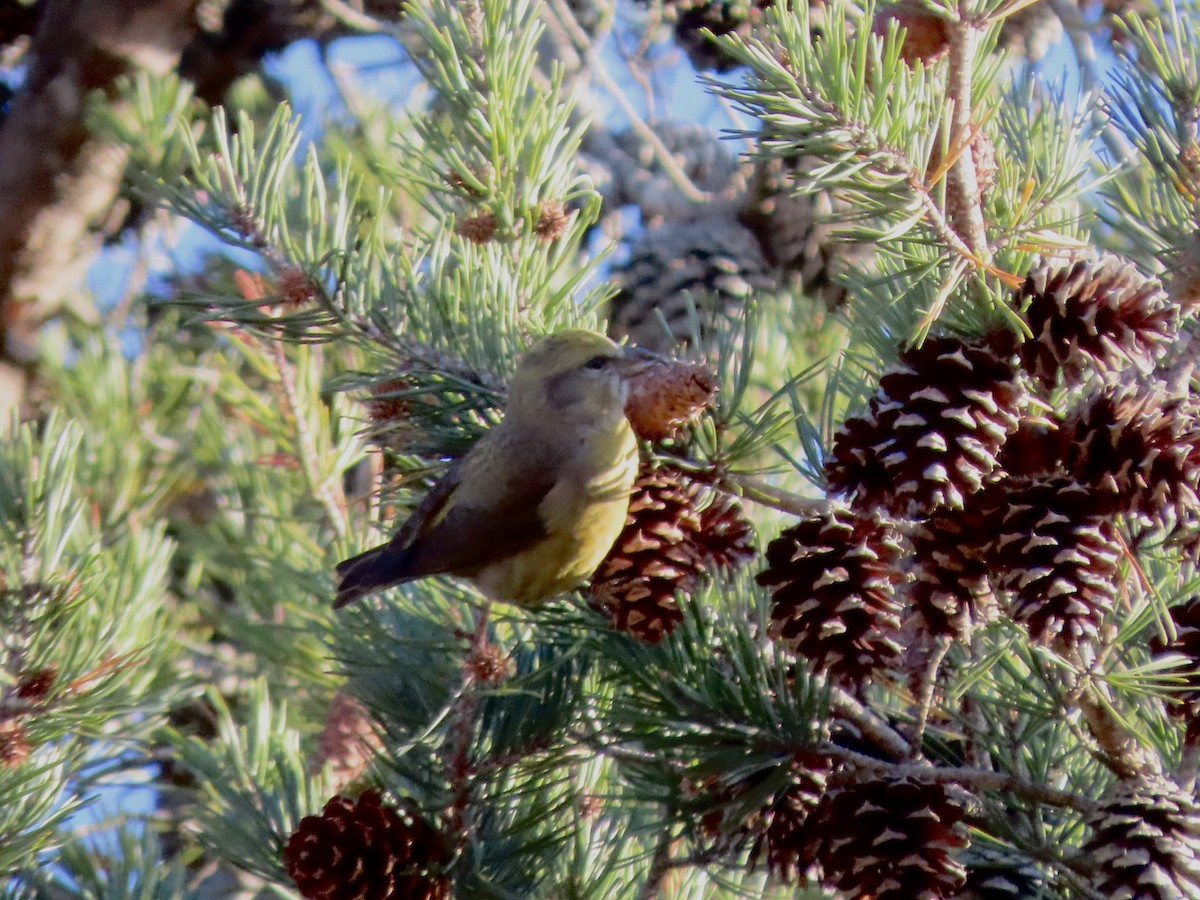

[507,329,653,429]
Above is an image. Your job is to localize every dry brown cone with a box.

[456,212,498,244]
[871,0,950,63]
[589,463,755,643]
[825,330,1026,517]
[623,358,717,442]
[806,776,970,899]
[311,691,382,790]
[692,752,831,883]
[757,504,905,685]
[1083,774,1200,900]
[285,790,451,900]
[909,507,994,640]
[975,474,1119,648]
[1064,384,1200,537]
[1018,253,1178,390]
[0,719,32,768]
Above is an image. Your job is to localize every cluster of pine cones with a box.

[747,251,1200,898]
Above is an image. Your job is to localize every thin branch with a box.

[730,474,827,518]
[636,820,677,900]
[820,744,1102,816]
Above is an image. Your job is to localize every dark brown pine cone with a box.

[590,464,755,643]
[825,330,1025,517]
[1019,253,1177,390]
[1065,384,1200,537]
[807,776,969,899]
[757,504,905,685]
[976,474,1119,648]
[909,506,994,639]
[284,790,450,900]
[1084,774,1200,900]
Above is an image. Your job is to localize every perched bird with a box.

[335,330,644,608]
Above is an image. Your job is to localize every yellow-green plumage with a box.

[335,330,641,608]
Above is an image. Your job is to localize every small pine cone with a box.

[1065,385,1200,531]
[590,465,754,642]
[534,200,571,241]
[278,266,318,307]
[757,505,905,684]
[608,218,774,354]
[826,331,1025,517]
[747,754,832,883]
[1019,254,1177,390]
[807,776,969,899]
[366,379,412,423]
[15,666,57,702]
[285,790,450,900]
[909,508,993,639]
[1150,597,1200,724]
[977,475,1119,647]
[456,212,497,244]
[872,0,950,63]
[312,692,381,789]
[1084,774,1200,900]
[0,719,32,768]
[623,359,718,441]
[959,845,1047,899]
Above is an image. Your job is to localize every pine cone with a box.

[623,358,718,441]
[1019,254,1177,390]
[757,505,904,684]
[285,790,450,900]
[1150,597,1200,725]
[737,156,874,309]
[1065,384,1200,536]
[977,475,1119,647]
[608,218,773,354]
[311,692,381,789]
[959,845,1047,899]
[590,464,755,642]
[695,753,831,883]
[1084,774,1200,900]
[909,507,994,639]
[826,330,1025,517]
[807,776,969,899]
[747,755,832,883]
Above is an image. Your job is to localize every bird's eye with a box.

[584,355,610,370]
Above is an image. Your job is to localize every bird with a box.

[334,329,645,609]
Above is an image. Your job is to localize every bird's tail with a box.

[334,544,412,609]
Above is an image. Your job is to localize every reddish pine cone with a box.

[312,692,382,789]
[1084,774,1200,900]
[623,359,718,442]
[909,507,993,639]
[977,475,1119,647]
[1066,385,1200,535]
[872,0,950,63]
[807,776,969,899]
[757,505,904,684]
[826,331,1025,517]
[1019,254,1177,389]
[590,464,755,643]
[284,790,450,900]
[747,755,832,883]
[1150,597,1200,724]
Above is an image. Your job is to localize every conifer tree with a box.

[3,0,1200,897]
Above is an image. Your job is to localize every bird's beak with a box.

[614,343,666,378]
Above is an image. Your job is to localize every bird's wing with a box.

[384,439,559,579]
